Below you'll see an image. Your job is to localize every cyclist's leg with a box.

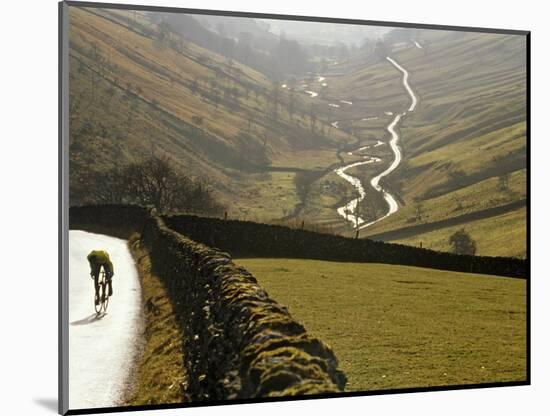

[93,274,100,305]
[107,276,113,297]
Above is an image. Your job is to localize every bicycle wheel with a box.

[94,299,102,314]
[102,278,110,313]
[94,281,102,314]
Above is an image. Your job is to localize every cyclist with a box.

[87,250,114,306]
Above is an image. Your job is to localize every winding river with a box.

[334,55,418,229]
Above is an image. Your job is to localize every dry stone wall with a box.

[163,214,527,278]
[69,205,347,400]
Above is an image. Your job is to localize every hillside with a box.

[68,7,352,220]
[238,258,526,392]
[320,30,527,257]
[64,6,528,410]
[68,6,527,258]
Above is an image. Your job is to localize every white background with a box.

[2,0,547,414]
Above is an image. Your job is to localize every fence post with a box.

[224,211,228,221]
[301,220,305,230]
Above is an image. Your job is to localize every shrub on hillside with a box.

[449,229,477,256]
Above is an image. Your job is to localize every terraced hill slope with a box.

[68,7,352,220]
[311,30,527,257]
[69,7,527,257]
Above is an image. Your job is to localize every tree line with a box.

[74,154,225,215]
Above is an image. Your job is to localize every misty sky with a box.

[195,13,390,47]
[260,19,390,46]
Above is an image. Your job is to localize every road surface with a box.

[334,55,419,229]
[69,230,143,410]
[386,56,418,112]
[335,157,382,227]
[286,58,418,230]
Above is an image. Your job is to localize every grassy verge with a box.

[236,258,526,392]
[125,234,189,405]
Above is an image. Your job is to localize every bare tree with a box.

[374,39,390,61]
[155,20,172,49]
[78,154,224,214]
[498,172,511,191]
[271,81,280,121]
[191,115,204,126]
[310,104,317,132]
[354,203,363,238]
[452,195,463,211]
[190,78,199,95]
[448,169,467,187]
[288,89,296,119]
[414,199,423,221]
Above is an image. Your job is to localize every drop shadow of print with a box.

[33,398,57,413]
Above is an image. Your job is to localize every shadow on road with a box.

[70,313,107,326]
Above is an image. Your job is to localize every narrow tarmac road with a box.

[69,230,142,410]
[334,55,419,229]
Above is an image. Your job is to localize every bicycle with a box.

[93,268,110,314]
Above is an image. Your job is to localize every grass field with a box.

[363,169,527,258]
[392,207,527,258]
[237,258,526,392]
[365,169,526,233]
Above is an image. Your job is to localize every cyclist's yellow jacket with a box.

[87,250,114,277]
